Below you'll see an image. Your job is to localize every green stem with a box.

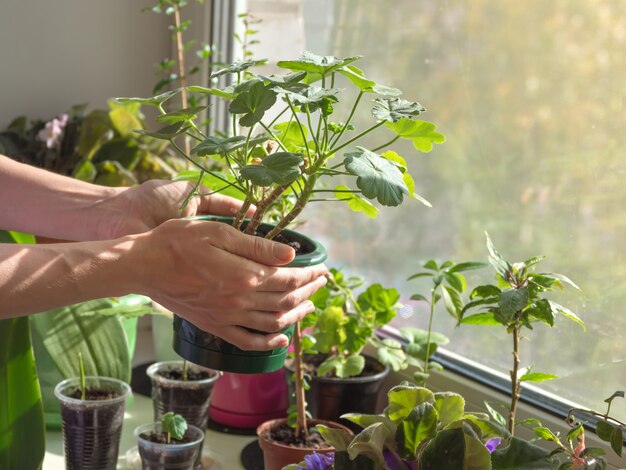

[265,176,316,239]
[259,122,289,152]
[285,96,312,160]
[328,121,385,156]
[267,105,290,130]
[293,321,308,440]
[509,325,521,435]
[244,184,288,235]
[78,352,86,401]
[179,170,204,212]
[423,287,437,381]
[305,107,320,156]
[182,359,188,382]
[233,199,252,231]
[330,91,364,148]
[372,135,400,153]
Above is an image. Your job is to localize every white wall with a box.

[0,0,172,128]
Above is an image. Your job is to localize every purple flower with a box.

[300,452,334,470]
[485,437,503,453]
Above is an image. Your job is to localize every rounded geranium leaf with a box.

[277,51,362,76]
[229,82,277,127]
[339,65,402,96]
[209,59,268,80]
[240,151,303,186]
[372,98,426,123]
[192,134,268,156]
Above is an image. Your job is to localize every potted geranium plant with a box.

[117,51,445,374]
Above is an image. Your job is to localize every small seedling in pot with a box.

[78,351,86,400]
[162,412,188,444]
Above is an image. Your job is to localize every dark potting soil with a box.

[67,387,119,400]
[266,423,331,449]
[139,431,197,445]
[302,354,385,379]
[157,367,212,382]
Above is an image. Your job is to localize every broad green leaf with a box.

[399,327,449,347]
[71,160,97,182]
[596,420,617,442]
[372,98,426,123]
[161,412,187,441]
[338,65,401,96]
[344,146,408,206]
[396,402,438,460]
[318,354,365,378]
[174,170,246,200]
[434,392,465,427]
[346,422,389,467]
[499,288,529,321]
[240,151,303,186]
[463,414,510,440]
[341,414,395,435]
[485,232,513,279]
[277,51,362,76]
[274,121,309,152]
[484,401,508,427]
[384,118,446,152]
[523,256,546,268]
[229,81,277,127]
[470,285,502,300]
[526,299,555,327]
[109,106,143,138]
[316,424,353,452]
[491,436,559,469]
[385,383,435,422]
[444,272,466,293]
[286,87,340,115]
[520,371,558,383]
[134,122,190,140]
[188,85,237,99]
[533,426,561,444]
[610,425,623,456]
[420,427,491,470]
[259,71,308,93]
[604,390,625,404]
[542,273,580,290]
[94,160,138,187]
[376,338,407,371]
[410,293,429,302]
[156,106,206,124]
[548,301,586,331]
[192,134,268,156]
[313,306,346,353]
[91,138,141,170]
[334,185,379,218]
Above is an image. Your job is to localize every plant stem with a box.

[372,135,400,153]
[330,91,364,148]
[244,184,288,235]
[259,122,289,152]
[78,352,86,401]
[285,96,312,160]
[328,121,385,157]
[265,176,317,239]
[233,199,252,231]
[423,287,437,381]
[509,325,521,435]
[182,359,188,382]
[173,4,190,155]
[293,321,308,440]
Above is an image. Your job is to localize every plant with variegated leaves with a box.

[459,232,584,436]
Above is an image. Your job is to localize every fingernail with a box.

[269,335,289,348]
[273,243,294,262]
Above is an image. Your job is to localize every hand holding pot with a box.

[139,218,328,351]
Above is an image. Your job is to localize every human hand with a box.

[135,219,328,350]
[95,179,253,239]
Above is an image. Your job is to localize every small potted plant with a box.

[54,353,132,470]
[118,51,445,374]
[146,359,219,430]
[136,411,205,470]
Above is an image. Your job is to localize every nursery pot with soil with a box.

[302,354,389,430]
[257,418,352,470]
[136,422,204,470]
[147,360,219,430]
[54,376,131,470]
[172,215,327,374]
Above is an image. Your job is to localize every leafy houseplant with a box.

[118,51,445,374]
[54,355,132,470]
[459,233,585,435]
[136,412,205,470]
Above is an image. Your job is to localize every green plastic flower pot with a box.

[172,216,327,374]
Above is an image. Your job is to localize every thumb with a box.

[213,223,295,266]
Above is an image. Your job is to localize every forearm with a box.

[0,235,146,318]
[0,155,125,240]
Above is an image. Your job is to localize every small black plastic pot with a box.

[136,422,204,470]
[172,216,327,374]
[303,354,389,431]
[54,377,131,470]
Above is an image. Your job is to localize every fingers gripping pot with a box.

[172,216,327,374]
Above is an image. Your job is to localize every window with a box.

[245,0,626,423]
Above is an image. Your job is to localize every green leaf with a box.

[485,232,513,279]
[460,312,501,325]
[316,424,353,452]
[491,436,559,469]
[434,392,465,427]
[240,151,303,186]
[470,284,502,299]
[318,354,365,378]
[385,383,435,422]
[334,185,379,218]
[484,401,508,427]
[94,160,138,187]
[596,421,617,442]
[115,89,181,107]
[0,236,45,470]
[548,301,586,331]
[449,262,488,273]
[161,412,187,441]
[192,134,267,156]
[463,414,510,440]
[346,422,390,467]
[519,372,558,383]
[156,106,206,124]
[610,425,623,456]
[442,285,463,319]
[274,121,309,152]
[396,402,438,460]
[209,59,267,79]
[174,170,246,200]
[229,81,277,127]
[526,299,555,327]
[286,87,340,115]
[533,426,561,444]
[91,138,141,170]
[400,327,449,347]
[372,98,426,123]
[407,272,433,281]
[384,118,446,152]
[312,306,346,353]
[604,390,625,405]
[341,414,395,434]
[376,339,407,371]
[420,427,492,470]
[188,85,238,99]
[134,121,190,140]
[410,293,429,302]
[542,273,580,290]
[498,288,529,322]
[344,146,408,206]
[277,51,362,77]
[338,65,401,96]
[523,256,546,268]
[71,160,97,182]
[109,106,143,138]
[444,272,466,293]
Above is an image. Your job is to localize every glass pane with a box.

[250,0,626,422]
